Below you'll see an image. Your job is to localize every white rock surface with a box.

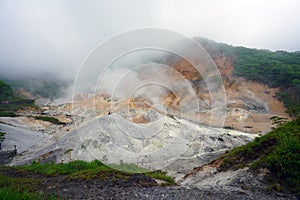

[0,122,50,153]
[4,110,258,177]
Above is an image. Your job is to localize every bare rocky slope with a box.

[166,42,288,134]
[0,38,297,199]
[1,105,297,199]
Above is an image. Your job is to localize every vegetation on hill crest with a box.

[196,37,300,115]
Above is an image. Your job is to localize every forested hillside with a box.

[0,76,70,100]
[0,80,34,113]
[197,38,300,113]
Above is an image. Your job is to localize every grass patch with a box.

[0,186,39,200]
[217,117,300,195]
[0,174,55,200]
[12,160,176,184]
[146,170,176,185]
[0,173,40,193]
[32,116,66,125]
[0,160,176,199]
[16,160,110,176]
[0,111,17,117]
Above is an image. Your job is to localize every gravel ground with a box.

[1,168,297,200]
[62,186,297,200]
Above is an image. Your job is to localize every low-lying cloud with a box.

[0,0,299,97]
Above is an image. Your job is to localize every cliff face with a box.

[169,43,288,134]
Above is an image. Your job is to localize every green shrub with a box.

[0,174,56,200]
[33,116,65,125]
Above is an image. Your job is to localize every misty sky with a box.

[0,0,300,78]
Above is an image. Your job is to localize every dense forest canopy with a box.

[233,48,300,111]
[234,48,300,87]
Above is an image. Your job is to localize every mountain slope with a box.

[165,38,300,133]
[196,37,300,112]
